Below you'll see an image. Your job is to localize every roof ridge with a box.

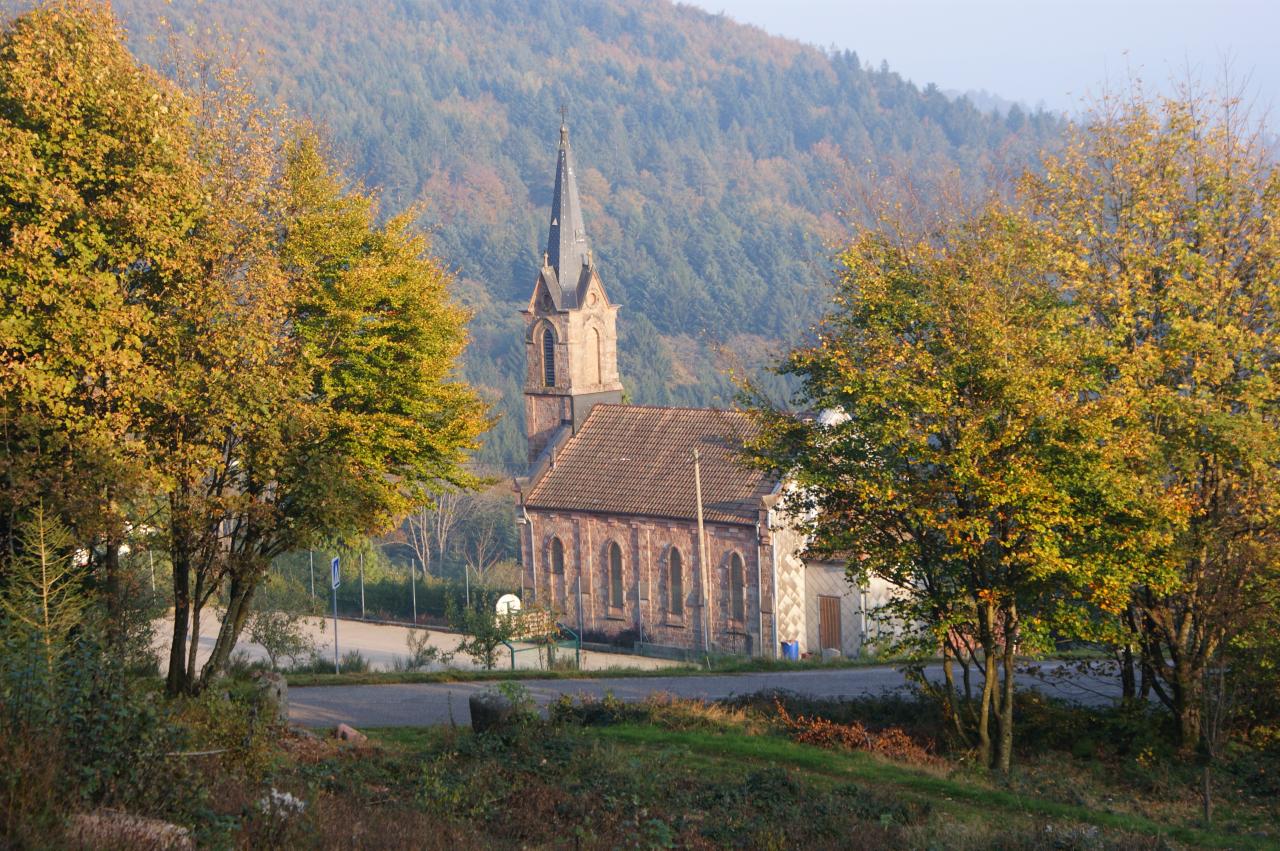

[590,403,748,414]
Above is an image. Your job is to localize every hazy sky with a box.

[684,0,1278,120]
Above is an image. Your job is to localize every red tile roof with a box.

[525,404,776,525]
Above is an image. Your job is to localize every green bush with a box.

[447,592,518,670]
[0,629,201,843]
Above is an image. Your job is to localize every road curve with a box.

[289,661,1121,728]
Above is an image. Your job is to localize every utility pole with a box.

[359,550,366,619]
[465,561,471,608]
[693,448,711,654]
[410,556,418,624]
[309,549,315,598]
[576,574,584,640]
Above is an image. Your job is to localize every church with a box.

[513,124,880,659]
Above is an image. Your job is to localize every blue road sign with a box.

[331,555,340,590]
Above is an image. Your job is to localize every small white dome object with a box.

[817,407,850,428]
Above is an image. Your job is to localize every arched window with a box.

[730,553,745,622]
[588,327,602,384]
[669,548,683,616]
[608,542,624,608]
[550,537,565,575]
[542,327,556,386]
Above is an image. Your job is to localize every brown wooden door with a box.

[818,595,842,651]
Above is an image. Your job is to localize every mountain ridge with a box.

[105,0,1063,469]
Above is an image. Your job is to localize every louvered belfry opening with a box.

[542,327,556,386]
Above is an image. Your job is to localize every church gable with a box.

[577,267,609,310]
[528,268,562,313]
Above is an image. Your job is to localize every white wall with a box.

[802,563,862,657]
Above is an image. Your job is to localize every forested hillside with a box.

[111,0,1062,469]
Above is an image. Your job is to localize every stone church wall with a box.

[520,510,775,655]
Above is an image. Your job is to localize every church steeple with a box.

[545,122,592,300]
[521,119,623,467]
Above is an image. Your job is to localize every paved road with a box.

[289,661,1121,728]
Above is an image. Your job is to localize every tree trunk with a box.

[199,568,260,689]
[1121,605,1140,701]
[976,604,997,769]
[1175,661,1203,748]
[961,650,973,704]
[1120,644,1136,701]
[166,534,191,697]
[995,608,1018,775]
[185,568,204,694]
[941,637,971,746]
[97,538,131,650]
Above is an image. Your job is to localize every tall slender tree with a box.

[1023,88,1280,747]
[0,0,198,592]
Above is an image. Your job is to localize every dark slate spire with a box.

[546,121,591,295]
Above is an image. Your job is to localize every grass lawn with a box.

[590,725,1264,849]
[212,690,1277,849]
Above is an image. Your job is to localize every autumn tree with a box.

[161,131,489,694]
[0,1,488,695]
[1023,88,1280,748]
[0,0,199,608]
[145,41,301,695]
[746,205,1111,772]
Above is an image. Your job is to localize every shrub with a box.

[285,649,370,675]
[772,699,939,765]
[548,691,634,726]
[405,627,454,670]
[447,593,517,670]
[173,685,277,785]
[495,681,537,724]
[0,629,201,843]
[247,609,314,671]
[341,650,371,673]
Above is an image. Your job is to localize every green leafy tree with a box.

[0,2,489,694]
[0,1,198,606]
[167,130,490,693]
[1023,88,1280,748]
[746,205,1112,772]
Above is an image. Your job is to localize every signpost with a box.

[330,556,341,674]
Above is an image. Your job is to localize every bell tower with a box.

[522,122,623,466]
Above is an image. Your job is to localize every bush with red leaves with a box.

[773,700,939,765]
